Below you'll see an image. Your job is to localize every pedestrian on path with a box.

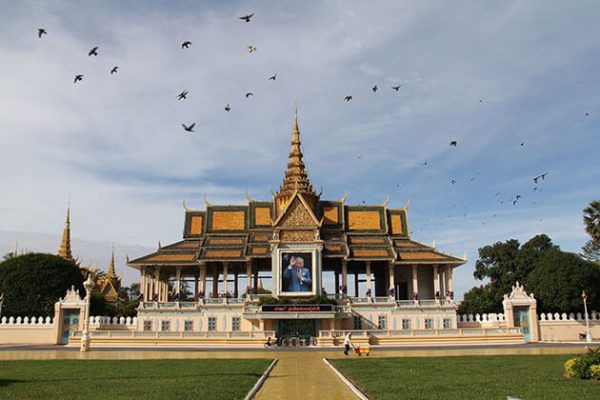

[343,332,353,356]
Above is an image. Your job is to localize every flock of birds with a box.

[35,12,593,238]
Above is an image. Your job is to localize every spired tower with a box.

[273,108,320,218]
[58,206,75,263]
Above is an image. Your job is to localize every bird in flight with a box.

[520,142,525,146]
[177,90,188,100]
[110,66,119,74]
[451,180,457,185]
[344,95,353,102]
[245,92,254,98]
[392,85,402,91]
[479,99,484,103]
[182,123,195,132]
[372,85,378,93]
[182,41,192,49]
[268,74,277,81]
[533,173,548,184]
[73,74,84,83]
[357,154,364,160]
[422,160,428,166]
[239,13,254,22]
[247,45,257,53]
[38,28,47,38]
[88,46,99,56]
[512,195,522,205]
[225,103,231,112]
[449,140,457,147]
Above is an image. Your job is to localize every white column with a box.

[223,262,229,295]
[365,261,372,296]
[212,266,218,297]
[140,267,146,301]
[341,260,348,294]
[194,269,199,300]
[388,263,395,297]
[200,263,207,297]
[412,265,418,300]
[176,267,181,298]
[246,261,252,296]
[447,266,454,300]
[433,265,440,300]
[154,268,160,301]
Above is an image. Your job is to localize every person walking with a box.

[343,332,353,356]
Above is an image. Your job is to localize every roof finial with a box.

[108,245,116,277]
[58,205,74,262]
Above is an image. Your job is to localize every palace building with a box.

[127,111,472,345]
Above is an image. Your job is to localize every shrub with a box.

[564,358,577,378]
[590,365,600,380]
[564,348,600,379]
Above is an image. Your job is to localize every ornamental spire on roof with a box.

[58,206,74,262]
[108,246,116,277]
[273,108,320,216]
[274,108,319,207]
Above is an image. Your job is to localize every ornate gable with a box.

[275,194,320,228]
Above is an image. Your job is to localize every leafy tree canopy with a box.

[0,253,84,317]
[527,249,600,313]
[583,200,600,243]
[581,240,600,263]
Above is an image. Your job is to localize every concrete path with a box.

[254,352,356,400]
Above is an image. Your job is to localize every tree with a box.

[527,250,600,313]
[0,253,84,317]
[583,200,600,243]
[458,285,499,315]
[581,240,600,263]
[470,234,557,312]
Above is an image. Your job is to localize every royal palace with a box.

[121,111,503,346]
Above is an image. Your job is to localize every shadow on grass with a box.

[0,380,23,388]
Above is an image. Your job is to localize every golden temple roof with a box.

[58,206,74,263]
[274,109,319,216]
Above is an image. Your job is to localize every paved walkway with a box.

[254,352,356,400]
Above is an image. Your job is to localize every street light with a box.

[582,291,592,343]
[80,274,95,352]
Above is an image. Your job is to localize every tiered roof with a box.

[129,113,465,268]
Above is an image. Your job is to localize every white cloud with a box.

[1,1,599,298]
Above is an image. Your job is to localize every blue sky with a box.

[0,1,599,297]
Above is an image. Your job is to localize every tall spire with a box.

[273,107,319,216]
[276,108,317,196]
[58,206,74,262]
[108,246,116,277]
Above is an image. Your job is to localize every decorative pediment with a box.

[274,193,321,228]
[505,281,536,301]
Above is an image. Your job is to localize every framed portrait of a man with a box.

[280,252,314,295]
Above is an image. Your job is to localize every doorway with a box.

[60,309,80,345]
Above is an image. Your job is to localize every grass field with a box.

[0,359,271,400]
[333,354,600,400]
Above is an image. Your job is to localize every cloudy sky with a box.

[0,1,598,297]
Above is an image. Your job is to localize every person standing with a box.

[343,332,353,356]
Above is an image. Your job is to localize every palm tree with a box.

[583,200,600,243]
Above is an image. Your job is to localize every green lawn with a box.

[0,359,271,400]
[332,355,600,400]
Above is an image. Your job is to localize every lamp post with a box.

[582,291,592,343]
[80,274,95,352]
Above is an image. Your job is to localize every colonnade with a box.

[139,261,455,302]
[334,261,454,300]
[140,261,260,302]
